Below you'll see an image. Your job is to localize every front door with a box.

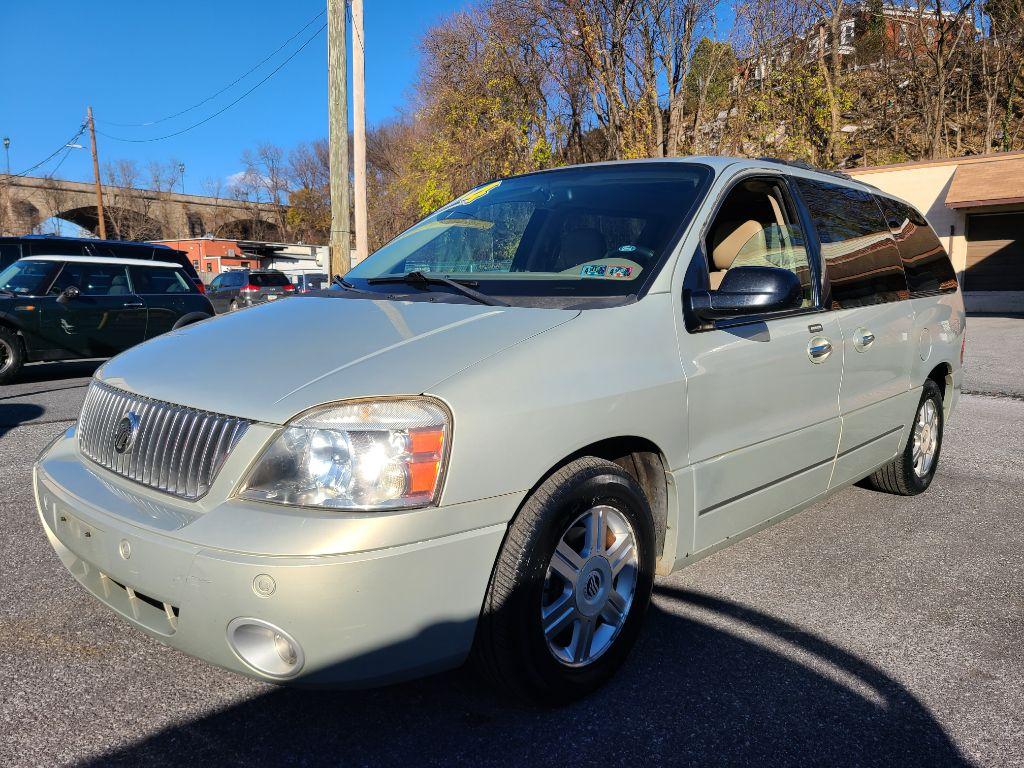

[793,178,916,487]
[682,174,843,552]
[40,262,147,358]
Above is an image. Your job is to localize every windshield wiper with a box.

[366,271,509,307]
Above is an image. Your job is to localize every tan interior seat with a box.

[708,220,765,289]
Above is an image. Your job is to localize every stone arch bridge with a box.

[0,175,283,241]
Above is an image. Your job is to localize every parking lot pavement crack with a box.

[962,390,1024,402]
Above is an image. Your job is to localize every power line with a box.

[0,124,87,180]
[98,8,327,128]
[97,21,327,144]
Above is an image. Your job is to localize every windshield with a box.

[0,260,58,295]
[347,163,711,303]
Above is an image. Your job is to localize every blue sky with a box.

[1,0,469,194]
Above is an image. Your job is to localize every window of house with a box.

[841,20,855,45]
[794,178,907,308]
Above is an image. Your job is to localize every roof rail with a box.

[755,157,860,183]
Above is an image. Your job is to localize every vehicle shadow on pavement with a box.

[9,360,101,385]
[0,403,44,439]
[79,586,970,768]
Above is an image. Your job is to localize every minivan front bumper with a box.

[34,432,512,688]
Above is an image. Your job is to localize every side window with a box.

[50,263,131,296]
[130,265,193,294]
[875,196,958,295]
[704,176,814,308]
[209,275,224,291]
[794,178,907,308]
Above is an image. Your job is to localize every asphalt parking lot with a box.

[1,319,1022,767]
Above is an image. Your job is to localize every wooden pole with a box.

[327,0,351,279]
[352,0,368,266]
[87,106,107,239]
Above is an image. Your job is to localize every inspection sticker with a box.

[580,264,634,279]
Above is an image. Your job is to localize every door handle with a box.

[854,327,875,352]
[807,336,833,363]
[122,302,144,308]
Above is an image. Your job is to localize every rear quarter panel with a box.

[910,289,966,419]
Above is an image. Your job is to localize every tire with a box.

[864,379,944,495]
[228,300,239,313]
[0,326,25,385]
[473,457,656,704]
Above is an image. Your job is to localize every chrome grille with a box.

[78,381,249,500]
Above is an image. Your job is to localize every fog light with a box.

[226,618,304,679]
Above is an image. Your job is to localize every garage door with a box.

[966,212,1024,291]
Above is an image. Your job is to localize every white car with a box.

[34,157,964,703]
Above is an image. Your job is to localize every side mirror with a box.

[56,285,81,305]
[687,266,802,321]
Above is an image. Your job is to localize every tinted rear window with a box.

[794,178,908,308]
[129,265,196,294]
[250,272,290,287]
[875,197,958,295]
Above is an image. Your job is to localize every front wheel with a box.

[0,327,25,384]
[473,457,655,704]
[864,379,944,495]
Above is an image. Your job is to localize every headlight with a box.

[239,398,450,511]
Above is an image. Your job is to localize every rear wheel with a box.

[0,327,25,384]
[474,457,655,704]
[228,300,239,312]
[864,379,944,495]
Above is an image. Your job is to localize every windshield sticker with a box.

[579,264,635,279]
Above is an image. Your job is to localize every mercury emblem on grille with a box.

[113,412,140,455]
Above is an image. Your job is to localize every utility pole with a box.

[87,106,107,239]
[327,0,351,279]
[352,0,368,265]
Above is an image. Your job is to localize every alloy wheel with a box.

[912,398,940,478]
[541,504,638,667]
[0,338,12,376]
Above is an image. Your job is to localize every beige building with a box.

[848,152,1024,313]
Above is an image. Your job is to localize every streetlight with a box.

[178,163,185,195]
[2,137,10,175]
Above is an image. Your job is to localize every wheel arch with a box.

[926,362,953,415]
[171,311,213,330]
[525,436,670,563]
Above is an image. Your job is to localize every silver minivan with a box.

[34,158,964,703]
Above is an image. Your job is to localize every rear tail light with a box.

[195,281,206,294]
[241,285,259,293]
[284,284,295,292]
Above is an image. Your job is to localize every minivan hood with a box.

[98,296,578,424]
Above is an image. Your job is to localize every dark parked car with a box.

[0,255,215,384]
[206,269,294,313]
[0,235,202,291]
